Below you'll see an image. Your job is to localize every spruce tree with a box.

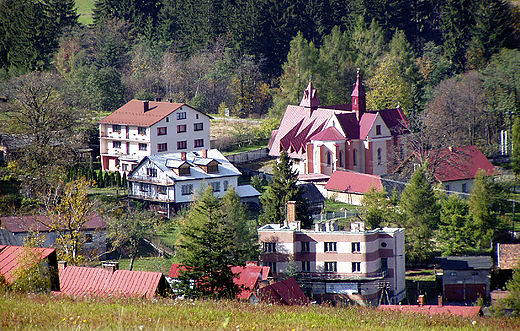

[467,171,497,251]
[437,193,473,256]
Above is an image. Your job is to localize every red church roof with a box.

[258,277,309,305]
[299,81,321,109]
[309,126,345,141]
[59,265,165,298]
[0,245,56,284]
[324,171,383,194]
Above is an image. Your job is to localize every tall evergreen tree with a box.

[467,171,497,251]
[351,18,386,78]
[437,193,473,256]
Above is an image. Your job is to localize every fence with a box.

[225,147,269,164]
[312,210,359,221]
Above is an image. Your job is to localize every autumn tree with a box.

[361,187,397,230]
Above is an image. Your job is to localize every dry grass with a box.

[1,293,520,330]
[210,117,263,140]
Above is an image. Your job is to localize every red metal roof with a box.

[359,113,377,140]
[425,145,498,182]
[309,126,345,141]
[98,100,209,127]
[258,277,309,305]
[0,213,106,233]
[324,170,383,194]
[351,72,365,98]
[169,263,187,278]
[59,266,164,298]
[299,81,321,108]
[231,265,263,300]
[0,245,56,283]
[379,304,482,317]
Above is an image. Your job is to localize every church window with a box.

[377,148,382,165]
[326,152,331,166]
[353,149,357,166]
[339,151,344,168]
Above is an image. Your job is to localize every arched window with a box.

[339,151,344,168]
[326,152,331,166]
[353,149,357,166]
[377,148,382,165]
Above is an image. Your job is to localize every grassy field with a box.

[76,0,95,26]
[2,293,520,331]
[116,256,176,275]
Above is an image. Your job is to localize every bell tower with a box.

[351,70,366,120]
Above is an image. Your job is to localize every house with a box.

[127,148,261,215]
[258,277,309,305]
[379,296,483,317]
[437,256,493,302]
[392,145,498,195]
[57,261,169,298]
[0,245,59,290]
[323,170,406,205]
[99,99,211,172]
[258,202,406,306]
[268,73,409,178]
[0,214,107,258]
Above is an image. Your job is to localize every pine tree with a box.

[467,171,497,251]
[437,193,473,256]
[399,165,439,263]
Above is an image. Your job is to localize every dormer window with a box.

[179,165,190,176]
[207,164,218,173]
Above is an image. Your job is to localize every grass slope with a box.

[76,0,95,26]
[2,293,520,330]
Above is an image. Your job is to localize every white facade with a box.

[99,101,211,172]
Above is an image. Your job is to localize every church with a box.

[268,73,409,178]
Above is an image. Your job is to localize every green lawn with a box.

[115,256,176,275]
[76,0,95,26]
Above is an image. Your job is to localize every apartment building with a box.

[99,99,211,172]
[258,202,406,306]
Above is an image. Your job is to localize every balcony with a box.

[297,270,387,281]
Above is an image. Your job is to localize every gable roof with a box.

[426,145,497,182]
[98,100,211,127]
[438,256,493,270]
[299,183,326,204]
[309,126,345,141]
[497,243,520,269]
[0,245,56,284]
[58,265,165,298]
[231,265,265,300]
[258,277,309,305]
[324,171,383,194]
[0,213,107,234]
[299,81,321,109]
[169,263,186,278]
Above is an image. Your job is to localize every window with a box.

[353,149,357,166]
[179,166,190,176]
[339,151,344,168]
[265,262,277,273]
[166,117,169,123]
[112,125,121,133]
[85,234,93,243]
[472,271,479,276]
[324,242,337,252]
[301,241,310,252]
[326,152,331,166]
[377,148,382,165]
[210,181,220,192]
[194,139,204,148]
[157,186,166,194]
[450,272,457,277]
[177,141,187,149]
[376,125,381,135]
[131,164,137,170]
[207,164,218,173]
[194,123,203,131]
[139,143,147,151]
[381,258,388,272]
[325,262,337,272]
[263,242,276,253]
[381,242,387,248]
[157,127,167,135]
[223,180,228,191]
[177,124,186,133]
[302,261,311,272]
[181,184,193,195]
[138,127,146,135]
[445,184,450,191]
[146,168,157,177]
[140,183,150,192]
[122,164,128,171]
[352,262,361,272]
[352,242,360,252]
[113,141,121,149]
[196,114,199,119]
[177,112,186,120]
[157,143,168,152]
[462,183,467,193]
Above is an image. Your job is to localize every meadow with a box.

[1,293,520,331]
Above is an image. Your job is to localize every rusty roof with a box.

[59,266,164,298]
[258,277,309,305]
[98,100,210,127]
[0,245,56,284]
[0,213,107,233]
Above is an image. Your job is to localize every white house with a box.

[99,99,211,172]
[127,149,260,216]
[258,202,406,306]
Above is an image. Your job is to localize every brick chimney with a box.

[202,149,207,158]
[58,261,67,270]
[418,294,425,307]
[286,201,296,223]
[143,100,149,112]
[155,97,162,102]
[102,262,119,273]
[181,152,187,161]
[438,295,443,307]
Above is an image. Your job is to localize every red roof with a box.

[359,113,377,139]
[258,277,309,305]
[425,145,497,182]
[99,100,210,127]
[379,304,482,318]
[59,266,164,298]
[299,81,321,109]
[324,171,383,194]
[309,126,345,141]
[169,263,187,278]
[0,213,106,233]
[0,245,56,283]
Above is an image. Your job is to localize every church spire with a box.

[299,80,321,111]
[351,69,366,120]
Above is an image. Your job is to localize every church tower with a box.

[300,80,321,114]
[351,71,366,120]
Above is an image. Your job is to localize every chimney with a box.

[168,98,173,103]
[246,261,258,267]
[58,261,67,270]
[202,149,207,158]
[155,97,162,102]
[418,294,425,307]
[286,201,296,223]
[102,262,119,273]
[438,295,443,307]
[143,100,149,112]
[181,152,187,161]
